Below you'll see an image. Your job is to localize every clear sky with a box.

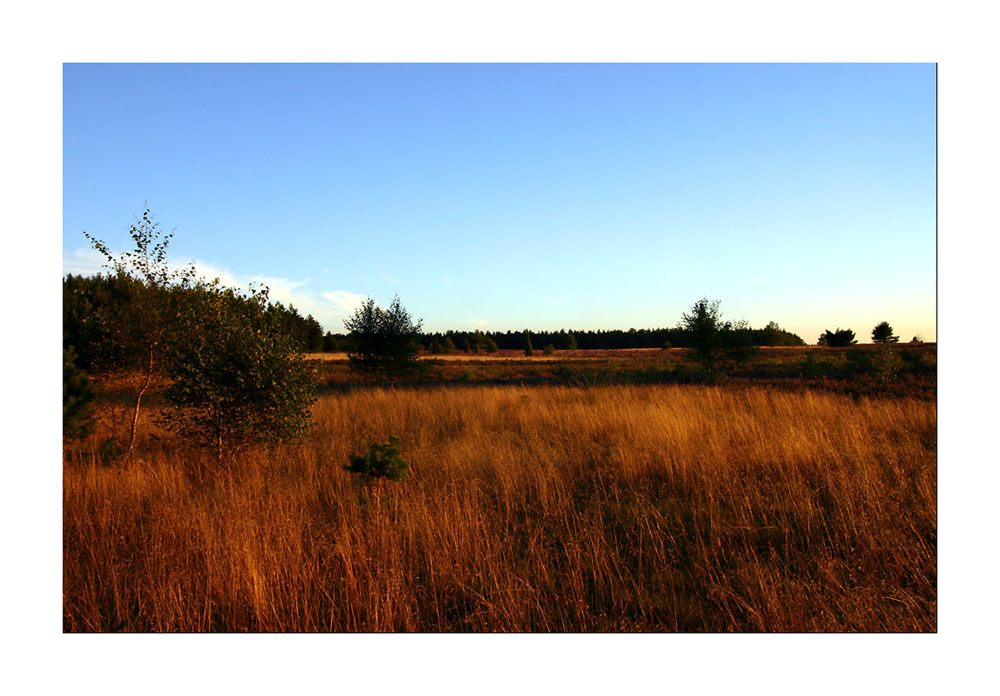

[63,63,936,341]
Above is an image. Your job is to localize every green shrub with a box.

[661,340,672,350]
[345,436,409,481]
[799,353,826,379]
[63,346,95,439]
[873,346,904,386]
[844,349,873,374]
[459,369,477,382]
[543,344,555,355]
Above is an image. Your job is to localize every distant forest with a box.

[64,273,805,366]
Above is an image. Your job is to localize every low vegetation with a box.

[64,384,935,632]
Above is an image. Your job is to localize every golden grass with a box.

[64,384,935,632]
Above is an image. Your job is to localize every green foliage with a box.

[872,321,899,344]
[345,436,409,481]
[429,340,444,355]
[543,343,555,355]
[761,321,805,346]
[818,328,857,347]
[442,337,456,354]
[844,348,873,373]
[798,353,827,379]
[80,206,197,454]
[484,337,499,353]
[159,283,316,459]
[462,338,471,353]
[873,346,904,386]
[566,333,578,350]
[63,346,95,439]
[679,298,724,373]
[661,340,672,350]
[459,369,477,382]
[723,319,759,369]
[344,296,424,383]
[524,333,534,356]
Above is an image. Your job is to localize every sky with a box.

[63,63,936,341]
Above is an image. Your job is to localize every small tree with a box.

[543,343,555,355]
[82,206,195,454]
[159,282,315,460]
[566,333,578,350]
[524,332,534,356]
[442,336,457,354]
[344,295,423,383]
[484,337,499,353]
[345,436,409,482]
[872,321,899,344]
[680,298,724,373]
[818,328,857,347]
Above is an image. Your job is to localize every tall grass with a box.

[64,384,936,631]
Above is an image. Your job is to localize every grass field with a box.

[63,376,936,631]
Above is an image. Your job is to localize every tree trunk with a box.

[126,346,154,455]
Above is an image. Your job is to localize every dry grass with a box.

[64,384,935,632]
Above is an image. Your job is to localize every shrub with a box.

[543,344,555,355]
[524,334,534,356]
[485,338,499,353]
[873,346,904,386]
[799,353,826,379]
[442,337,456,353]
[160,283,316,460]
[844,348,873,374]
[818,328,857,347]
[63,346,95,440]
[661,340,672,350]
[345,436,409,481]
[872,321,899,344]
[344,296,423,383]
[429,340,444,355]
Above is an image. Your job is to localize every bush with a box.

[485,338,499,353]
[844,348,873,374]
[818,328,857,347]
[872,321,899,344]
[344,296,423,383]
[873,346,904,386]
[345,436,409,481]
[442,337,456,353]
[63,346,95,440]
[160,283,315,459]
[524,334,534,356]
[543,344,555,355]
[661,340,672,350]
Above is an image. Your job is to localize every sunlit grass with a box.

[64,384,935,631]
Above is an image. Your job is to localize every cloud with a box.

[471,318,489,328]
[322,290,369,313]
[63,247,109,276]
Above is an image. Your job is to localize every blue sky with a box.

[63,63,935,341]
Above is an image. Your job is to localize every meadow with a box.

[63,358,936,632]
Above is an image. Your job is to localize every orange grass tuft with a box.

[64,384,935,631]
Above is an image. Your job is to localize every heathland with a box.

[63,345,936,632]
